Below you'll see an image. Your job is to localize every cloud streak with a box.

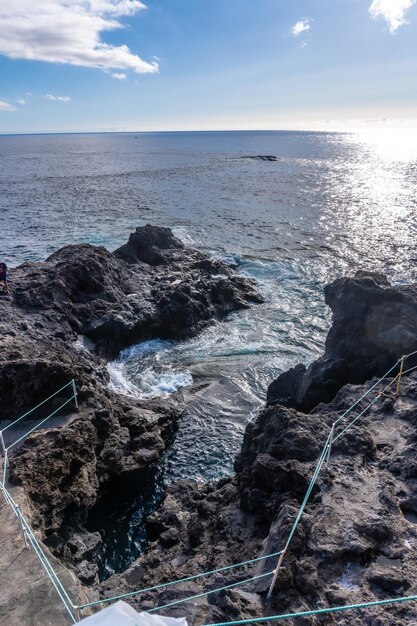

[291,19,311,37]
[0,100,15,111]
[43,94,71,102]
[369,0,417,33]
[0,1,158,74]
[111,72,127,79]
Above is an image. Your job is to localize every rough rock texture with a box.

[102,373,417,626]
[97,270,417,626]
[0,225,262,583]
[267,271,417,412]
[7,394,181,584]
[4,248,417,625]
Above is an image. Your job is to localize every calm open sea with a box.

[1,129,416,577]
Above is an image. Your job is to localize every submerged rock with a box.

[240,155,278,162]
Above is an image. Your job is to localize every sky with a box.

[0,0,416,133]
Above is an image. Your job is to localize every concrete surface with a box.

[0,484,92,625]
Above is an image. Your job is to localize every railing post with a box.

[2,449,8,485]
[326,424,335,465]
[0,431,6,458]
[72,379,79,410]
[267,550,286,598]
[396,357,405,396]
[0,431,6,486]
[16,505,29,549]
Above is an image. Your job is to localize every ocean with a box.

[1,129,416,577]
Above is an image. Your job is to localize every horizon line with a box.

[2,127,415,137]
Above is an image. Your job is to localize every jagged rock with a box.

[101,372,417,625]
[0,224,262,419]
[114,224,184,265]
[5,239,417,626]
[98,272,417,625]
[267,271,417,411]
[76,560,100,585]
[65,531,102,564]
[1,225,263,578]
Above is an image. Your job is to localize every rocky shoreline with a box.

[2,231,417,625]
[96,272,417,626]
[0,225,262,586]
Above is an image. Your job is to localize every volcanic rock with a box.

[98,270,417,625]
[102,373,417,626]
[267,271,417,411]
[0,225,263,581]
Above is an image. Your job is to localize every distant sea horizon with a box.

[2,124,417,136]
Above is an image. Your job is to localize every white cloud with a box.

[43,94,71,102]
[17,97,27,105]
[369,0,417,33]
[111,72,127,79]
[291,19,311,37]
[0,1,158,74]
[0,100,15,111]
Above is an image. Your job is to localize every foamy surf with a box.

[108,339,193,400]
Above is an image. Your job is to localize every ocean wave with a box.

[108,338,193,400]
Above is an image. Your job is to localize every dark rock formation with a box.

[4,248,417,626]
[0,224,262,419]
[96,270,417,626]
[102,373,417,626]
[267,271,417,411]
[241,155,278,162]
[114,224,184,266]
[0,225,262,582]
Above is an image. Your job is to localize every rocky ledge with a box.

[4,256,417,625]
[0,225,262,584]
[97,271,417,626]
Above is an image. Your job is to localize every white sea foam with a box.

[108,339,193,400]
[172,226,197,246]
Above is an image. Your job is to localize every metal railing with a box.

[1,353,417,623]
[0,380,79,623]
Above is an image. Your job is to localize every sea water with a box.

[2,129,416,577]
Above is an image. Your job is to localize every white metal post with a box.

[326,424,335,465]
[0,431,5,458]
[267,550,286,598]
[72,379,79,410]
[16,506,29,549]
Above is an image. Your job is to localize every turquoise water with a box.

[2,129,416,578]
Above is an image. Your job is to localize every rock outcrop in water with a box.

[4,241,417,626]
[0,225,262,583]
[0,224,262,419]
[240,155,278,162]
[97,270,417,626]
[267,271,417,411]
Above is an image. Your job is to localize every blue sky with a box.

[0,0,416,133]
